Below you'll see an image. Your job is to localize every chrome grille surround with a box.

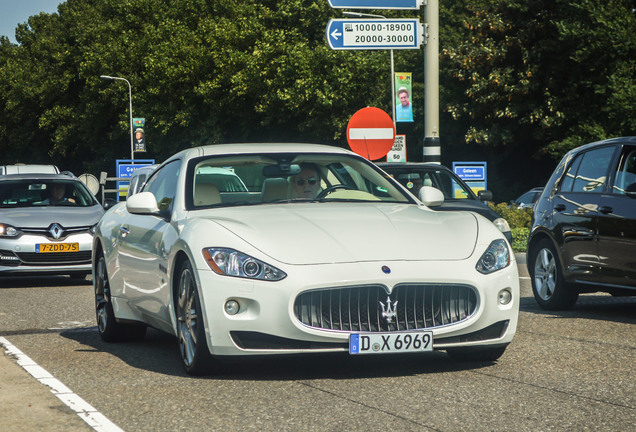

[294,283,478,332]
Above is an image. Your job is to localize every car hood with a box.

[1,205,104,228]
[437,200,498,223]
[202,203,478,265]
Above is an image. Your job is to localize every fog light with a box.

[498,289,512,305]
[225,300,240,315]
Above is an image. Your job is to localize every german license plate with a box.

[36,243,79,253]
[349,331,433,355]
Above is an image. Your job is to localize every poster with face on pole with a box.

[395,73,413,122]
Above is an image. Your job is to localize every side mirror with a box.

[103,198,117,210]
[126,191,160,215]
[419,186,444,207]
[478,190,493,202]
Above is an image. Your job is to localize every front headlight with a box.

[0,224,21,238]
[203,248,287,281]
[492,217,511,235]
[476,239,510,274]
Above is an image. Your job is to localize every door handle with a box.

[599,206,613,214]
[119,226,130,236]
[554,204,566,212]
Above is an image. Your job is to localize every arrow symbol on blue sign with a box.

[330,28,342,40]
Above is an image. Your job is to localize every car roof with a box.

[0,164,60,175]
[566,136,636,156]
[165,143,355,163]
[0,172,79,182]
[377,162,453,172]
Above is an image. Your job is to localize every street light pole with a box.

[100,75,134,160]
[342,12,396,127]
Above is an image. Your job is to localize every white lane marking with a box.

[0,337,124,432]
[348,127,394,140]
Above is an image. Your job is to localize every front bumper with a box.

[193,258,519,357]
[0,233,93,275]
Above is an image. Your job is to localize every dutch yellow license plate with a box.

[36,243,79,253]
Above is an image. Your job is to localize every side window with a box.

[570,146,615,193]
[559,153,581,192]
[145,160,181,214]
[612,147,636,195]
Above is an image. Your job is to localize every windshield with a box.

[187,153,413,209]
[0,179,97,208]
[387,167,476,200]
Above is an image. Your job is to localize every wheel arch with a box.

[528,229,575,282]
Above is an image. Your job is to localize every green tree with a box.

[442,0,636,158]
[0,0,394,175]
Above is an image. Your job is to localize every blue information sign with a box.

[326,19,423,50]
[454,166,485,181]
[116,159,155,201]
[328,0,424,9]
[453,162,488,196]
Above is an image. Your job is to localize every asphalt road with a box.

[1,259,634,432]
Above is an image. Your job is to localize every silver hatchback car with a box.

[0,172,104,277]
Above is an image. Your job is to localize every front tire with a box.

[94,251,146,342]
[530,239,578,310]
[175,260,220,375]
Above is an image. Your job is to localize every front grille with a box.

[294,283,478,332]
[21,227,92,241]
[13,251,92,265]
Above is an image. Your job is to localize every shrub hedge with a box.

[488,203,533,253]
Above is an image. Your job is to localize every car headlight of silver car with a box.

[476,239,510,274]
[203,248,287,281]
[0,224,22,238]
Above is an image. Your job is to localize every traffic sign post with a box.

[326,19,424,50]
[328,0,424,9]
[347,107,395,160]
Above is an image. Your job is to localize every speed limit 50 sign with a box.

[387,135,407,162]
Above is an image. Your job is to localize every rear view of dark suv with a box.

[527,136,636,310]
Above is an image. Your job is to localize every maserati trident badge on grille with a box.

[48,223,63,239]
[379,297,398,323]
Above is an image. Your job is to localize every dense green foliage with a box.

[0,0,634,200]
[488,202,533,251]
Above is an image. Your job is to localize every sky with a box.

[0,0,63,43]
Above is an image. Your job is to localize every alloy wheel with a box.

[534,247,556,301]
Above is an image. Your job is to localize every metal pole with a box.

[390,49,396,127]
[100,75,134,160]
[423,0,440,163]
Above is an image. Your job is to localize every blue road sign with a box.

[454,166,485,181]
[116,159,155,201]
[326,19,423,50]
[328,0,424,9]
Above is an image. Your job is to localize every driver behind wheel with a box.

[43,183,75,205]
[292,163,321,199]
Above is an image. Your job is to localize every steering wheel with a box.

[316,184,355,200]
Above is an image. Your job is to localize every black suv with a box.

[527,136,636,310]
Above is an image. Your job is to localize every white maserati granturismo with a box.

[93,143,519,375]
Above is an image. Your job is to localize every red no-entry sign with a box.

[346,107,395,160]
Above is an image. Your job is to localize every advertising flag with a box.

[395,73,413,122]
